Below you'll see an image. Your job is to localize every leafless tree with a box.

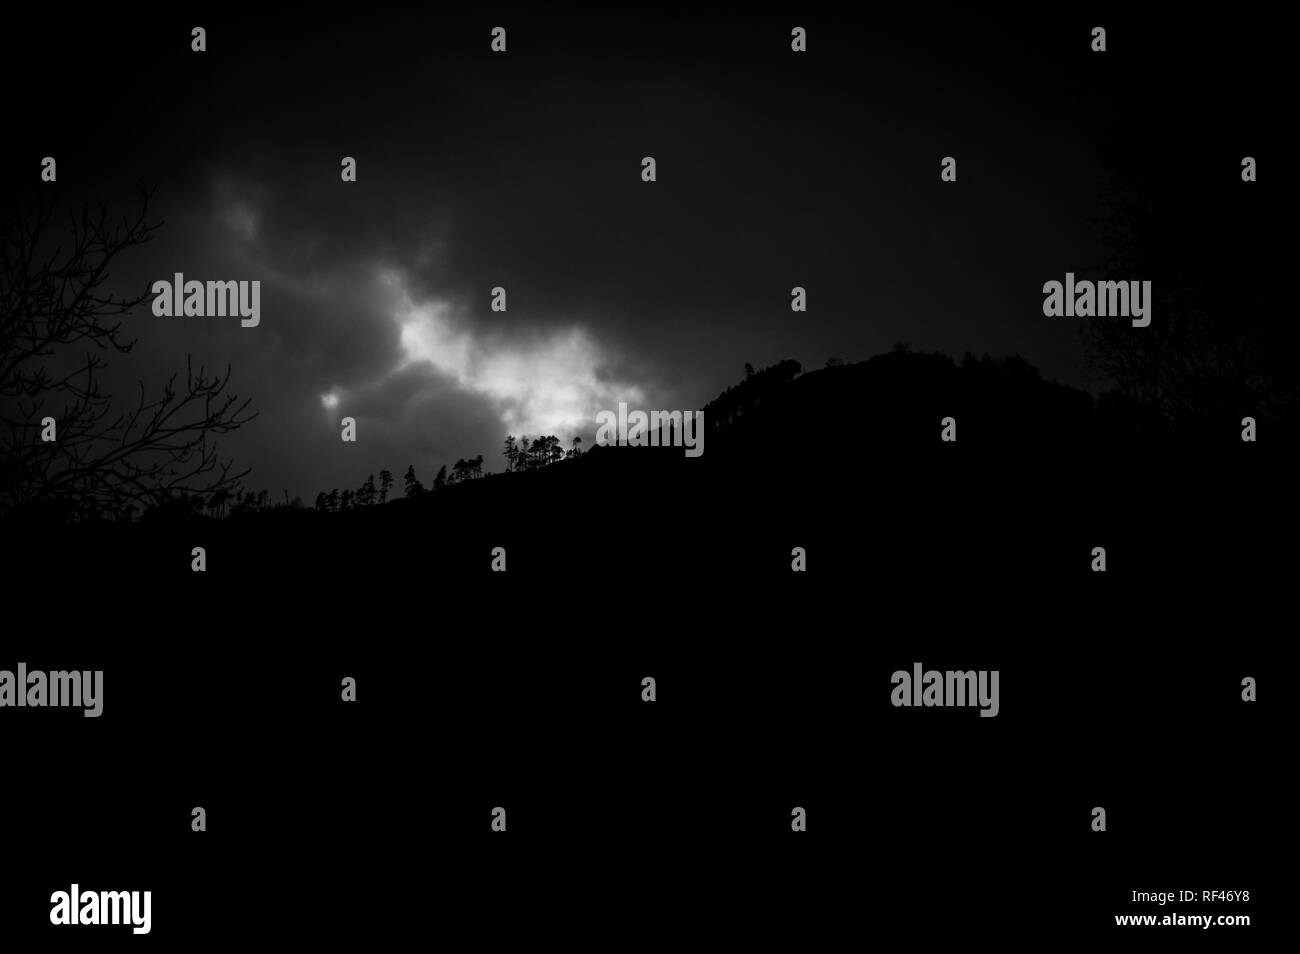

[0,186,256,520]
[1084,156,1295,429]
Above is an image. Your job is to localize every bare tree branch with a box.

[0,187,257,520]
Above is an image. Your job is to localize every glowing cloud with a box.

[379,268,643,437]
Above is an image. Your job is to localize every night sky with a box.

[8,10,1260,499]
[1,14,1283,945]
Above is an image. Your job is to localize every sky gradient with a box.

[13,10,1247,500]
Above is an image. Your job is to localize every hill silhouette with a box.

[2,348,1283,952]
[5,349,1288,606]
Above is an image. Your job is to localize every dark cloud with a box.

[13,11,1134,500]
